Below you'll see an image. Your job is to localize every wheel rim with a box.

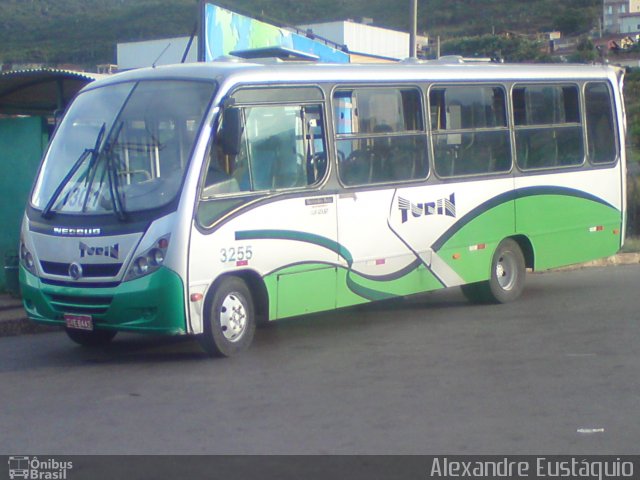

[219,292,247,342]
[495,250,518,291]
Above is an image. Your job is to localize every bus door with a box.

[194,87,338,320]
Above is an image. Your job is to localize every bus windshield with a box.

[32,80,216,216]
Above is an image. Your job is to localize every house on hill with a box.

[605,0,640,33]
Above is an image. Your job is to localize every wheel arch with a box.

[205,269,269,324]
[509,234,535,270]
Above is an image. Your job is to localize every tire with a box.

[198,276,256,357]
[65,328,117,347]
[461,238,526,304]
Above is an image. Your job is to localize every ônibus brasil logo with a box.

[398,193,456,223]
[8,456,73,479]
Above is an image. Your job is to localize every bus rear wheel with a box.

[461,238,525,304]
[199,276,256,357]
[65,328,117,347]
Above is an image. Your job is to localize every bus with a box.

[19,60,626,356]
[8,456,29,479]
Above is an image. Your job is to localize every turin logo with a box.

[79,242,119,259]
[398,193,456,223]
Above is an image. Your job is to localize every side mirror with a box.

[219,107,243,156]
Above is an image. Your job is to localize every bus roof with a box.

[89,60,623,92]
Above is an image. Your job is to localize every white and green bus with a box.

[19,60,626,356]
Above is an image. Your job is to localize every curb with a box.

[0,296,60,337]
[543,252,640,272]
[1,253,639,338]
[0,317,59,337]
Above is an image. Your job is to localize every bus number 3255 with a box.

[220,246,253,263]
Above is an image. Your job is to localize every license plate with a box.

[64,314,94,331]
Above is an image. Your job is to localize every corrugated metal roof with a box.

[0,67,104,81]
[0,68,106,116]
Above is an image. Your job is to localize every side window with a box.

[334,87,427,186]
[585,82,618,164]
[430,85,511,177]
[202,103,327,196]
[513,84,584,170]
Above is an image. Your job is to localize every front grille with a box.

[40,261,122,278]
[47,293,113,315]
[41,278,120,288]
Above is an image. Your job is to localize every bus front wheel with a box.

[199,276,256,357]
[461,238,525,304]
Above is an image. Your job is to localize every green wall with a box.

[0,116,47,291]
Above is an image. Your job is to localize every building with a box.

[604,0,640,33]
[117,21,425,69]
[297,20,429,61]
[620,12,640,33]
[0,69,102,292]
[117,37,198,70]
[117,6,427,70]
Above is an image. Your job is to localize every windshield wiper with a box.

[104,122,127,221]
[80,123,109,212]
[41,123,106,219]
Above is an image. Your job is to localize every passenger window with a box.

[202,104,327,196]
[513,84,584,170]
[334,87,427,186]
[585,83,618,164]
[430,85,511,177]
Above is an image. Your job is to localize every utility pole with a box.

[410,0,417,58]
[598,17,603,38]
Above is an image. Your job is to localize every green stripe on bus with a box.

[263,261,443,319]
[432,186,617,252]
[435,192,621,280]
[236,229,353,265]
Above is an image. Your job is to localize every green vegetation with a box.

[627,168,640,239]
[0,0,199,66]
[625,71,640,152]
[0,0,603,67]
[621,236,640,253]
[1,0,639,243]
[625,71,640,238]
[440,35,551,63]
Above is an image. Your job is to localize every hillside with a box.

[0,0,602,67]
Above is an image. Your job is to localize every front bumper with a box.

[20,266,187,335]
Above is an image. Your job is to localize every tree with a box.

[567,37,597,63]
[441,34,547,63]
[553,7,596,36]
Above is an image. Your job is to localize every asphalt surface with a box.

[1,265,639,455]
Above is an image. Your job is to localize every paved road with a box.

[1,266,639,455]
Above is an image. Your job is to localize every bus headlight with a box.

[20,240,36,274]
[150,248,165,266]
[134,257,149,276]
[125,234,170,281]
